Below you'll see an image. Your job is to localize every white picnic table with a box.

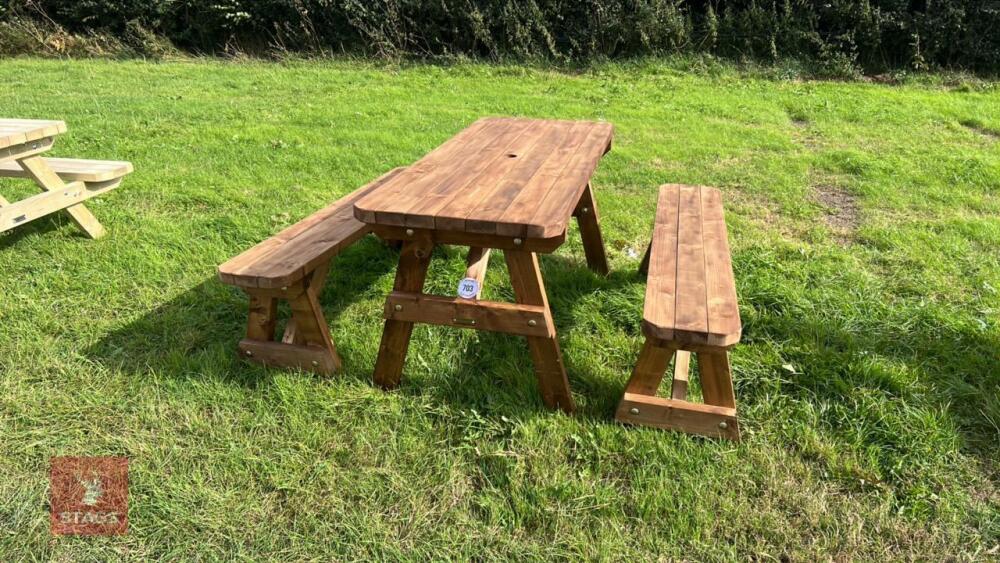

[0,118,132,238]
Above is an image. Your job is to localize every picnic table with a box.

[353,117,614,412]
[0,118,131,238]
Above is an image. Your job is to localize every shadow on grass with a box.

[739,293,1000,481]
[84,235,401,389]
[0,215,86,248]
[83,236,643,421]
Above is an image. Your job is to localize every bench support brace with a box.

[616,339,740,440]
[238,261,342,375]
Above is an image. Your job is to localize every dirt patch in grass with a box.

[812,184,860,243]
[960,119,1000,140]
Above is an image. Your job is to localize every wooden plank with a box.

[523,122,614,239]
[245,291,278,341]
[0,137,55,163]
[641,186,680,342]
[218,167,404,288]
[383,292,553,337]
[572,183,609,275]
[372,236,434,389]
[622,339,673,395]
[494,121,593,237]
[701,187,742,346]
[352,119,496,224]
[238,339,339,375]
[615,392,740,440]
[697,351,737,409]
[0,158,133,183]
[432,120,553,233]
[366,119,506,226]
[464,247,491,298]
[464,121,573,234]
[0,178,120,233]
[672,185,709,338]
[369,225,566,254]
[504,250,574,412]
[352,118,613,241]
[0,119,65,149]
[286,284,342,372]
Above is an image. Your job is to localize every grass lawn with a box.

[0,57,997,560]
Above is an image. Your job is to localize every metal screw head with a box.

[513,238,523,245]
[245,350,253,357]
[629,407,640,415]
[394,304,403,312]
[527,319,537,327]
[581,207,590,214]
[405,228,415,236]
[718,421,729,430]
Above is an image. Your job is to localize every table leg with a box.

[372,237,433,389]
[573,183,610,275]
[504,249,575,413]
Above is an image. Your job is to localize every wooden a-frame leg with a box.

[617,343,739,440]
[283,261,331,344]
[696,351,737,409]
[573,183,610,275]
[246,292,278,341]
[505,250,575,413]
[622,339,673,395]
[464,247,491,298]
[373,237,433,389]
[17,156,105,239]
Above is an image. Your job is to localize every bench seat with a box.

[0,157,133,184]
[618,184,742,440]
[642,184,741,347]
[217,167,405,374]
[219,167,404,290]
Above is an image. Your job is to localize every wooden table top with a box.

[354,117,613,239]
[0,119,66,149]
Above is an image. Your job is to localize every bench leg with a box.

[372,237,433,389]
[622,339,674,395]
[505,250,575,413]
[282,261,331,345]
[238,261,341,375]
[17,156,105,239]
[616,339,739,440]
[573,183,610,275]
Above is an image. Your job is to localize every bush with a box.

[3,0,999,73]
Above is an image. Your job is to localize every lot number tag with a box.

[457,277,480,300]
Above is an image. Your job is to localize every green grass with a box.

[0,57,997,560]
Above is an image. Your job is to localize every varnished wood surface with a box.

[353,117,613,241]
[643,184,741,347]
[218,167,405,289]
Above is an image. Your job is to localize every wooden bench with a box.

[0,157,133,237]
[217,167,405,374]
[617,184,742,440]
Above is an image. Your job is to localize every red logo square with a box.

[50,456,128,535]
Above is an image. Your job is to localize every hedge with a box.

[5,0,1000,72]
